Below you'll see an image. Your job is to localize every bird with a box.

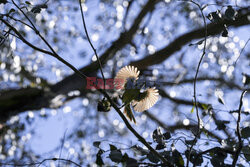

[114,66,159,123]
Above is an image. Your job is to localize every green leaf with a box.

[242,73,250,86]
[173,149,184,167]
[96,154,104,166]
[156,143,166,150]
[126,158,138,167]
[121,153,129,162]
[109,150,123,163]
[95,149,104,166]
[147,151,160,163]
[93,141,101,148]
[209,149,227,167]
[190,105,194,113]
[97,149,104,155]
[185,150,203,166]
[25,1,31,5]
[215,120,227,130]
[109,144,117,151]
[163,132,171,140]
[161,151,171,159]
[77,130,84,138]
[185,139,195,145]
[207,10,222,23]
[9,8,16,14]
[241,127,250,138]
[131,145,148,156]
[225,6,236,21]
[217,97,225,105]
[0,0,7,4]
[201,103,209,110]
[242,146,250,161]
[152,127,164,144]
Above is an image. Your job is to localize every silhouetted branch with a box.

[122,0,135,31]
[193,147,235,166]
[210,109,233,139]
[144,111,222,141]
[232,90,247,166]
[130,8,250,69]
[235,37,250,64]
[78,0,106,84]
[0,158,81,167]
[184,1,207,166]
[11,0,89,79]
[0,19,55,56]
[161,77,244,90]
[6,15,35,31]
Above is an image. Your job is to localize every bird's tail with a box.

[124,104,136,123]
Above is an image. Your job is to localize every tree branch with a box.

[193,147,235,166]
[0,158,81,167]
[187,1,207,166]
[144,111,222,141]
[130,8,250,69]
[232,90,247,166]
[78,0,105,84]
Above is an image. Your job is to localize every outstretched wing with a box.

[132,87,159,112]
[114,66,140,90]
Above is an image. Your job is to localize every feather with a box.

[124,104,136,123]
[115,65,159,123]
[132,87,159,112]
[114,66,140,90]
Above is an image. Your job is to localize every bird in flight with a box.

[114,66,159,123]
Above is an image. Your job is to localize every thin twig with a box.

[122,0,134,32]
[234,37,250,65]
[2,18,88,79]
[180,1,208,167]
[1,19,54,55]
[58,129,67,167]
[3,30,20,39]
[10,0,89,79]
[144,110,223,141]
[193,147,235,166]
[78,0,106,87]
[192,0,207,136]
[232,90,247,166]
[0,158,81,167]
[11,0,38,33]
[6,15,35,31]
